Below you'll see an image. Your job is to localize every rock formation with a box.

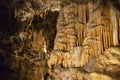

[0,0,120,80]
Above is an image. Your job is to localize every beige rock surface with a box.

[0,0,120,80]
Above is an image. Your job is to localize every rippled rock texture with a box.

[0,0,120,80]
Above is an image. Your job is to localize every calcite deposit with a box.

[0,0,120,80]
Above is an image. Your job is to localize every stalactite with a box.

[74,3,87,46]
[75,23,84,46]
[111,7,119,46]
[116,9,120,44]
[100,26,103,53]
[107,22,111,48]
[118,11,120,44]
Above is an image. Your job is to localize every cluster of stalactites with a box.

[86,1,120,55]
[54,1,120,55]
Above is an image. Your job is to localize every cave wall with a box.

[0,0,120,80]
[55,0,120,53]
[48,0,120,80]
[52,0,120,67]
[0,0,59,80]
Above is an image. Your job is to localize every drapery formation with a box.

[54,1,120,60]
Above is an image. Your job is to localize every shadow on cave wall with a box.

[0,1,18,79]
[111,0,120,11]
[33,11,59,50]
[0,0,59,79]
[0,0,19,36]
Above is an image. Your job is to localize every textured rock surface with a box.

[84,47,120,74]
[0,0,120,80]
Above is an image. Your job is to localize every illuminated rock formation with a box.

[0,0,120,80]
